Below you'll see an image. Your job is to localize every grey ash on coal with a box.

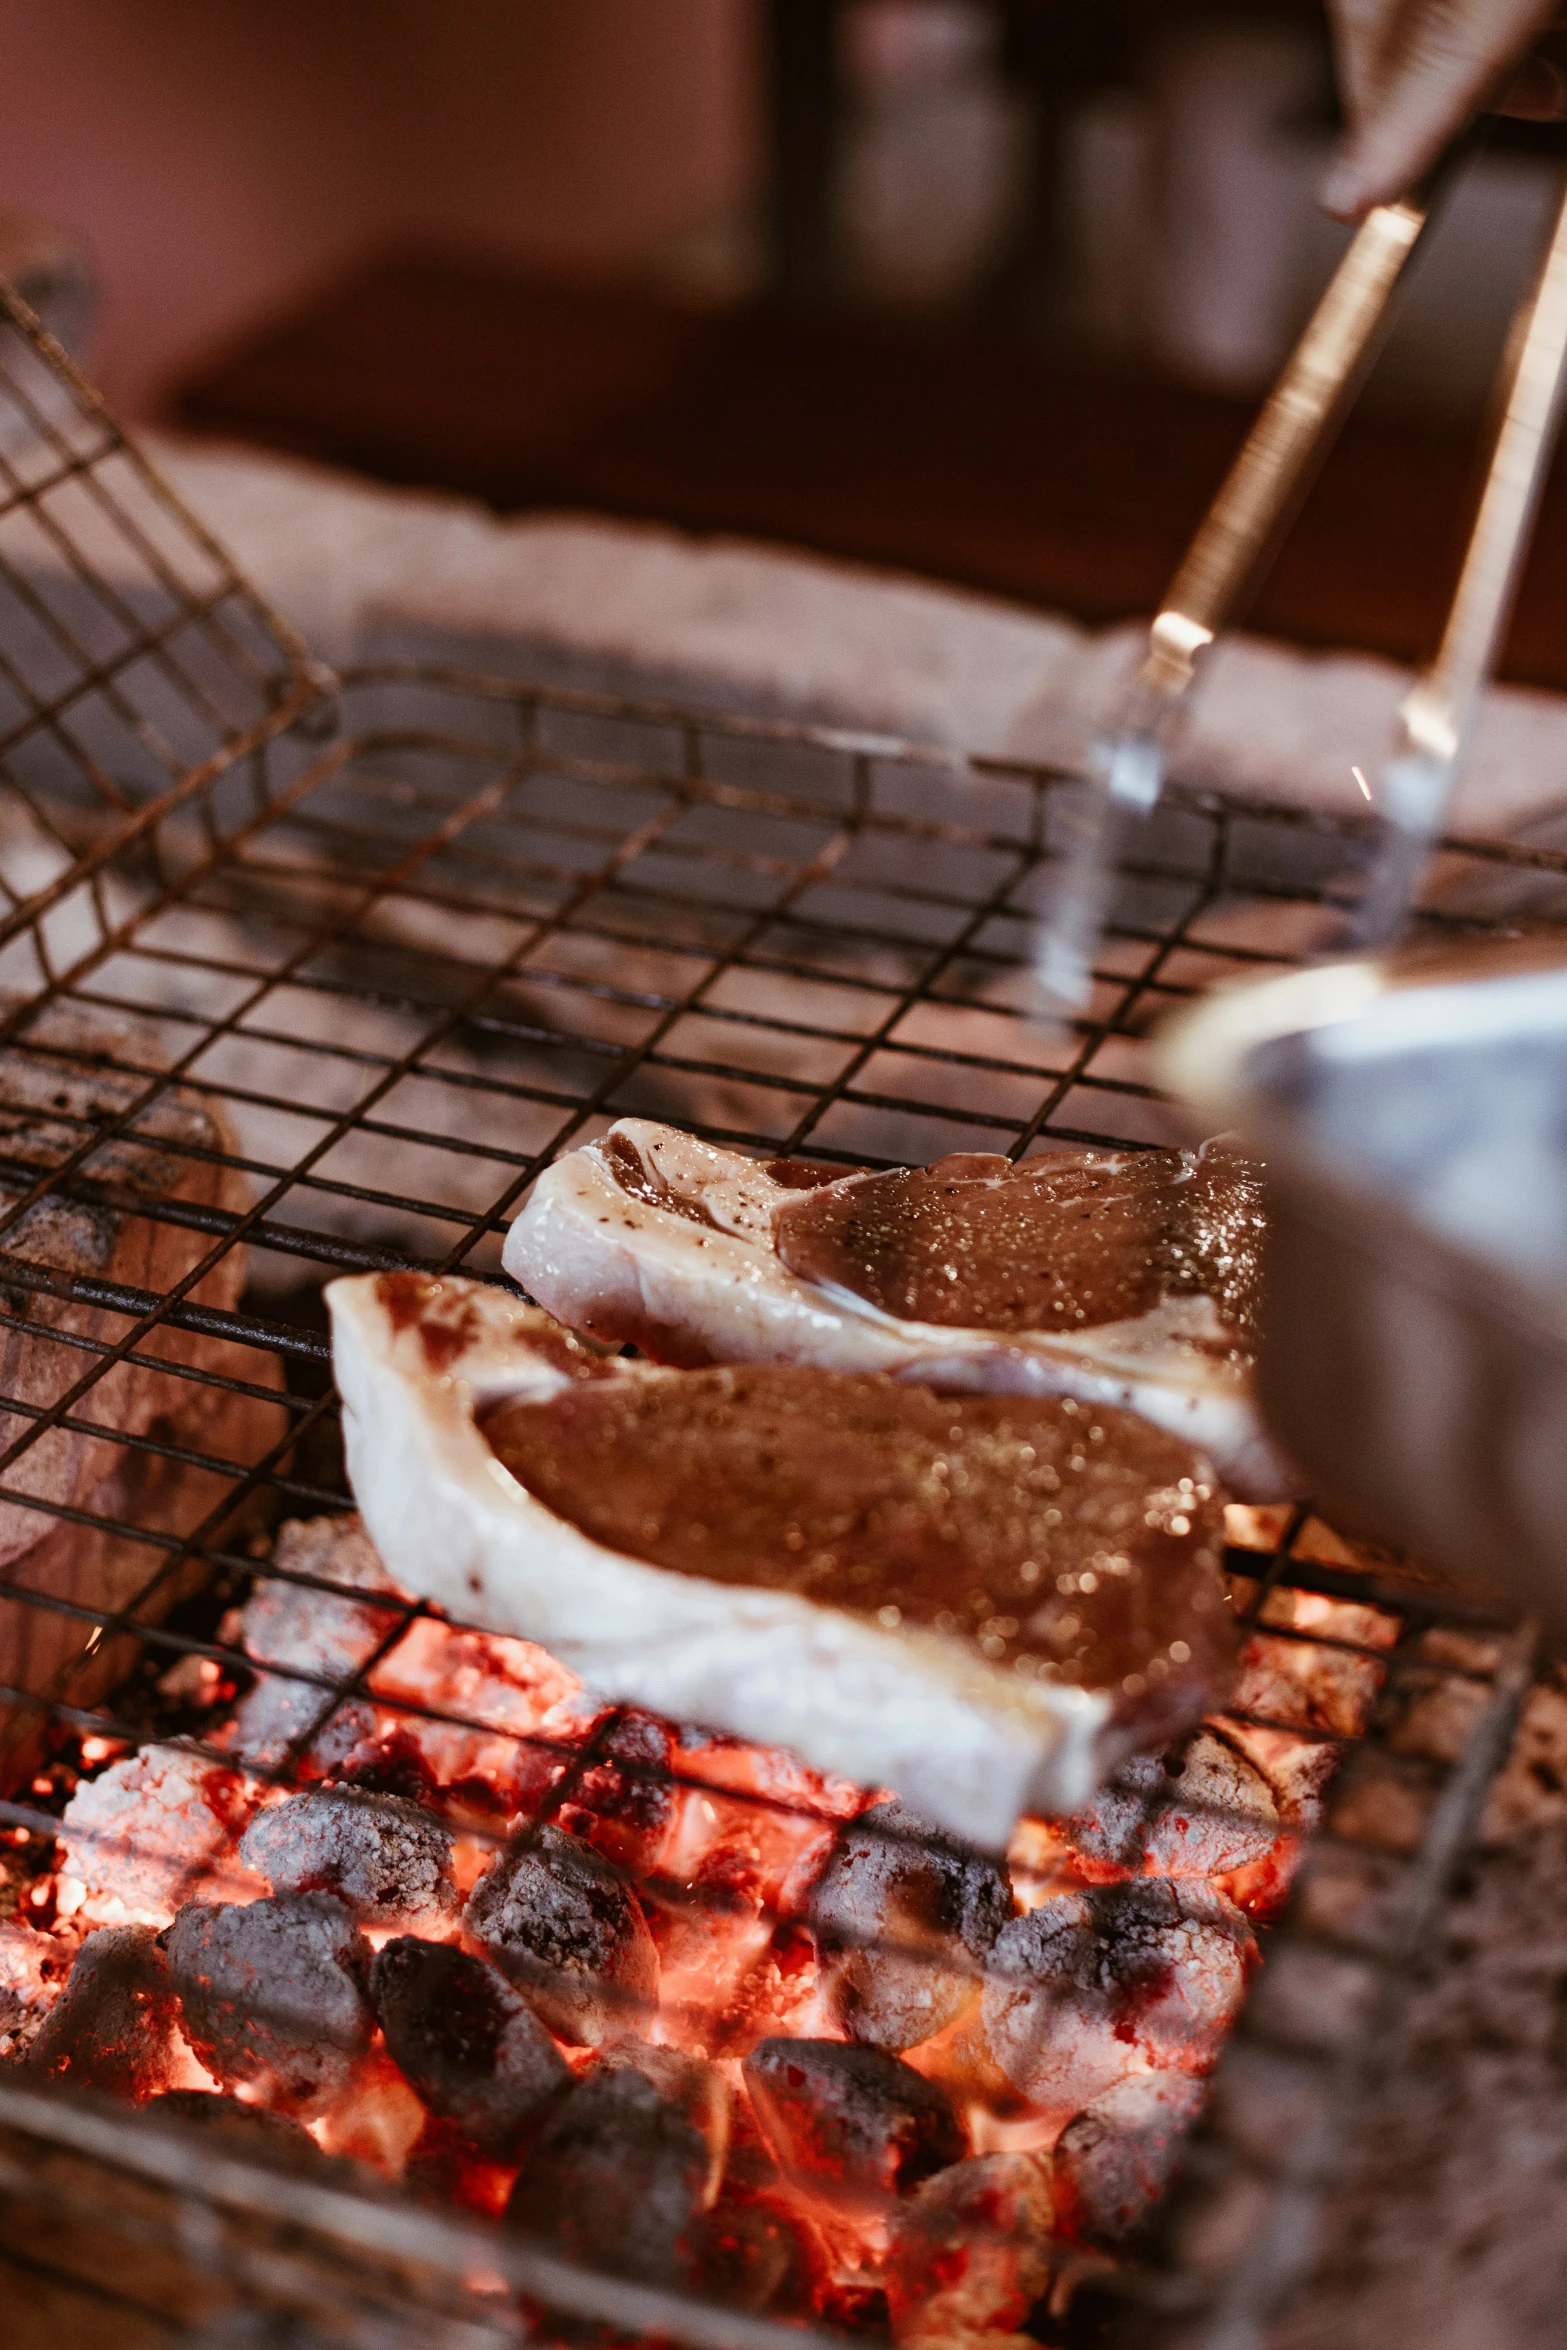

[166,1891,374,2117]
[239,1788,456,1925]
[6,1508,1364,2334]
[810,1798,1015,2052]
[465,1820,660,2047]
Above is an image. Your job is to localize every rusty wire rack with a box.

[0,283,1553,2350]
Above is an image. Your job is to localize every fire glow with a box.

[0,1513,1392,2337]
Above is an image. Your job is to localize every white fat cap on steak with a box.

[503,1120,1292,1499]
[326,1272,1119,1848]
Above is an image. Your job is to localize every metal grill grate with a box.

[0,285,1550,2350]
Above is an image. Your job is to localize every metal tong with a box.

[1354,172,1567,946]
[1036,197,1430,1012]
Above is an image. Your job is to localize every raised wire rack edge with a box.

[0,662,1547,2350]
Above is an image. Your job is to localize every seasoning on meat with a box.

[504,1118,1285,1496]
[773,1145,1262,1340]
[480,1360,1230,1701]
[328,1272,1241,1845]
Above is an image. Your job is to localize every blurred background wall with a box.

[0,0,762,416]
[6,0,1567,685]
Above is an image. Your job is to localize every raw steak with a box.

[503,1120,1288,1496]
[328,1271,1237,1846]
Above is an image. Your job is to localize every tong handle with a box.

[1357,169,1567,946]
[1141,201,1427,709]
[1406,178,1567,769]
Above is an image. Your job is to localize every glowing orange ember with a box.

[4,1517,1392,2331]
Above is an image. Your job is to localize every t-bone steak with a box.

[503,1121,1287,1497]
[327,1271,1238,1847]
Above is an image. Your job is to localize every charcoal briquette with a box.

[238,1787,456,1925]
[884,2152,1056,2343]
[1054,2070,1206,2246]
[811,1799,1014,2052]
[1065,1732,1278,1881]
[166,1891,374,2116]
[370,1935,569,2156]
[465,1821,659,2045]
[981,1879,1254,2120]
[26,1924,181,2102]
[144,2089,329,2169]
[505,2039,730,2287]
[742,2036,967,2215]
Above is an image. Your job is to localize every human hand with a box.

[1323,0,1567,219]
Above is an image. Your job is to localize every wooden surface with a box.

[175,256,1567,691]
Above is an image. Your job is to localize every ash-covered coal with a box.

[1065,1731,1280,1881]
[228,1516,406,1773]
[559,1707,677,1875]
[26,1924,182,2101]
[58,1744,263,1925]
[884,2152,1056,2345]
[811,1799,1015,2052]
[0,1919,65,2057]
[370,1936,569,2156]
[1054,2070,1206,2247]
[465,1820,659,2046]
[743,2036,967,2216]
[981,1879,1255,2120]
[506,2039,731,2288]
[238,1787,456,1925]
[16,1499,1372,2327]
[166,1890,373,2115]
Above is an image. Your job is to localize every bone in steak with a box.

[464,1819,660,2046]
[369,1936,569,2156]
[328,1272,1236,1847]
[238,1787,457,1925]
[165,1890,374,2116]
[810,1799,1015,2052]
[743,2036,967,2217]
[504,1119,1287,1496]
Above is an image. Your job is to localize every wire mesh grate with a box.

[0,287,1552,2350]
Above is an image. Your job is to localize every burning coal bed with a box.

[0,1508,1392,2342]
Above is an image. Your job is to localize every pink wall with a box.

[0,0,761,416]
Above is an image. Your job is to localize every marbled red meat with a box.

[481,1361,1231,1706]
[774,1145,1263,1341]
[504,1119,1286,1495]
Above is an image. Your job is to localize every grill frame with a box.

[0,282,1551,2350]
